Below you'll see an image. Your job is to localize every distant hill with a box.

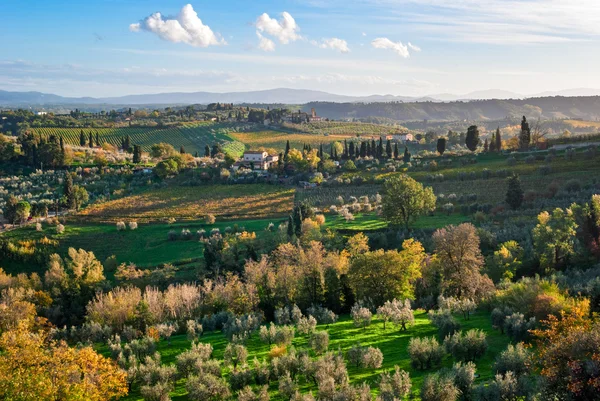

[304,97,600,122]
[0,88,432,106]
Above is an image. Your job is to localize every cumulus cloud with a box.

[408,42,421,52]
[312,38,350,53]
[130,4,225,48]
[371,37,416,58]
[255,11,301,50]
[256,32,276,52]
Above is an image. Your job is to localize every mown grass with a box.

[0,218,283,274]
[77,184,295,222]
[104,310,509,401]
[325,212,471,232]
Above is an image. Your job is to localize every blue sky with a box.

[2,0,600,97]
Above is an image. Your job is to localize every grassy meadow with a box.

[101,310,508,401]
[77,184,295,222]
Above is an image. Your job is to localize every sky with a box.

[2,0,600,98]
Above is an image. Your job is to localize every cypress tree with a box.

[496,126,502,152]
[386,139,392,158]
[367,142,372,157]
[180,146,185,154]
[393,143,399,159]
[403,146,411,163]
[88,132,93,148]
[484,138,489,152]
[349,142,355,159]
[465,125,480,152]
[287,215,294,238]
[519,116,531,150]
[319,144,324,159]
[437,137,446,155]
[360,141,367,158]
[506,174,524,210]
[343,140,348,159]
[79,130,86,146]
[377,137,383,158]
[204,145,211,157]
[489,133,497,152]
[293,206,302,237]
[285,140,290,159]
[194,151,199,157]
[95,132,100,146]
[125,135,131,152]
[64,173,76,209]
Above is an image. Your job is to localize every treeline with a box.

[303,96,600,121]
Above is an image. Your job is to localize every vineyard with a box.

[229,131,357,152]
[77,184,295,222]
[31,122,250,156]
[283,121,407,137]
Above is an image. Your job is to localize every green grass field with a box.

[32,122,240,156]
[77,184,295,222]
[325,212,470,231]
[0,217,283,274]
[100,310,508,401]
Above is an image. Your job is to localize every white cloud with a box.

[313,38,350,53]
[362,32,367,36]
[408,42,421,52]
[256,32,276,52]
[371,38,410,58]
[130,4,225,48]
[255,12,301,45]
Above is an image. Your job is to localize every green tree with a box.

[403,146,411,163]
[505,174,524,210]
[394,143,399,159]
[533,208,578,272]
[382,175,436,229]
[73,186,89,211]
[465,125,479,152]
[79,130,86,146]
[485,241,523,282]
[287,215,294,238]
[63,173,76,209]
[132,145,142,163]
[88,132,93,148]
[437,137,446,155]
[495,126,502,152]
[519,116,531,150]
[14,201,31,224]
[348,239,425,306]
[204,145,210,157]
[154,158,179,178]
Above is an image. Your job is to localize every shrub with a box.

[116,221,126,231]
[278,373,298,400]
[129,221,138,230]
[186,373,231,401]
[205,214,216,224]
[408,337,444,370]
[237,385,269,401]
[314,214,326,225]
[306,305,337,326]
[421,372,460,401]
[538,165,551,175]
[259,323,277,345]
[229,368,253,391]
[274,325,295,346]
[490,307,513,334]
[493,342,531,376]
[472,372,520,401]
[361,346,384,369]
[347,344,366,368]
[450,361,476,397]
[378,366,412,401]
[186,320,203,341]
[428,309,461,338]
[296,316,317,336]
[377,299,414,330]
[351,303,372,329]
[268,344,287,360]
[35,222,42,231]
[504,313,536,342]
[309,331,329,355]
[223,343,248,369]
[563,179,581,193]
[167,230,177,241]
[56,224,65,234]
[443,329,488,362]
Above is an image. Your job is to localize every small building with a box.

[233,151,279,171]
[392,133,414,143]
[309,108,322,122]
